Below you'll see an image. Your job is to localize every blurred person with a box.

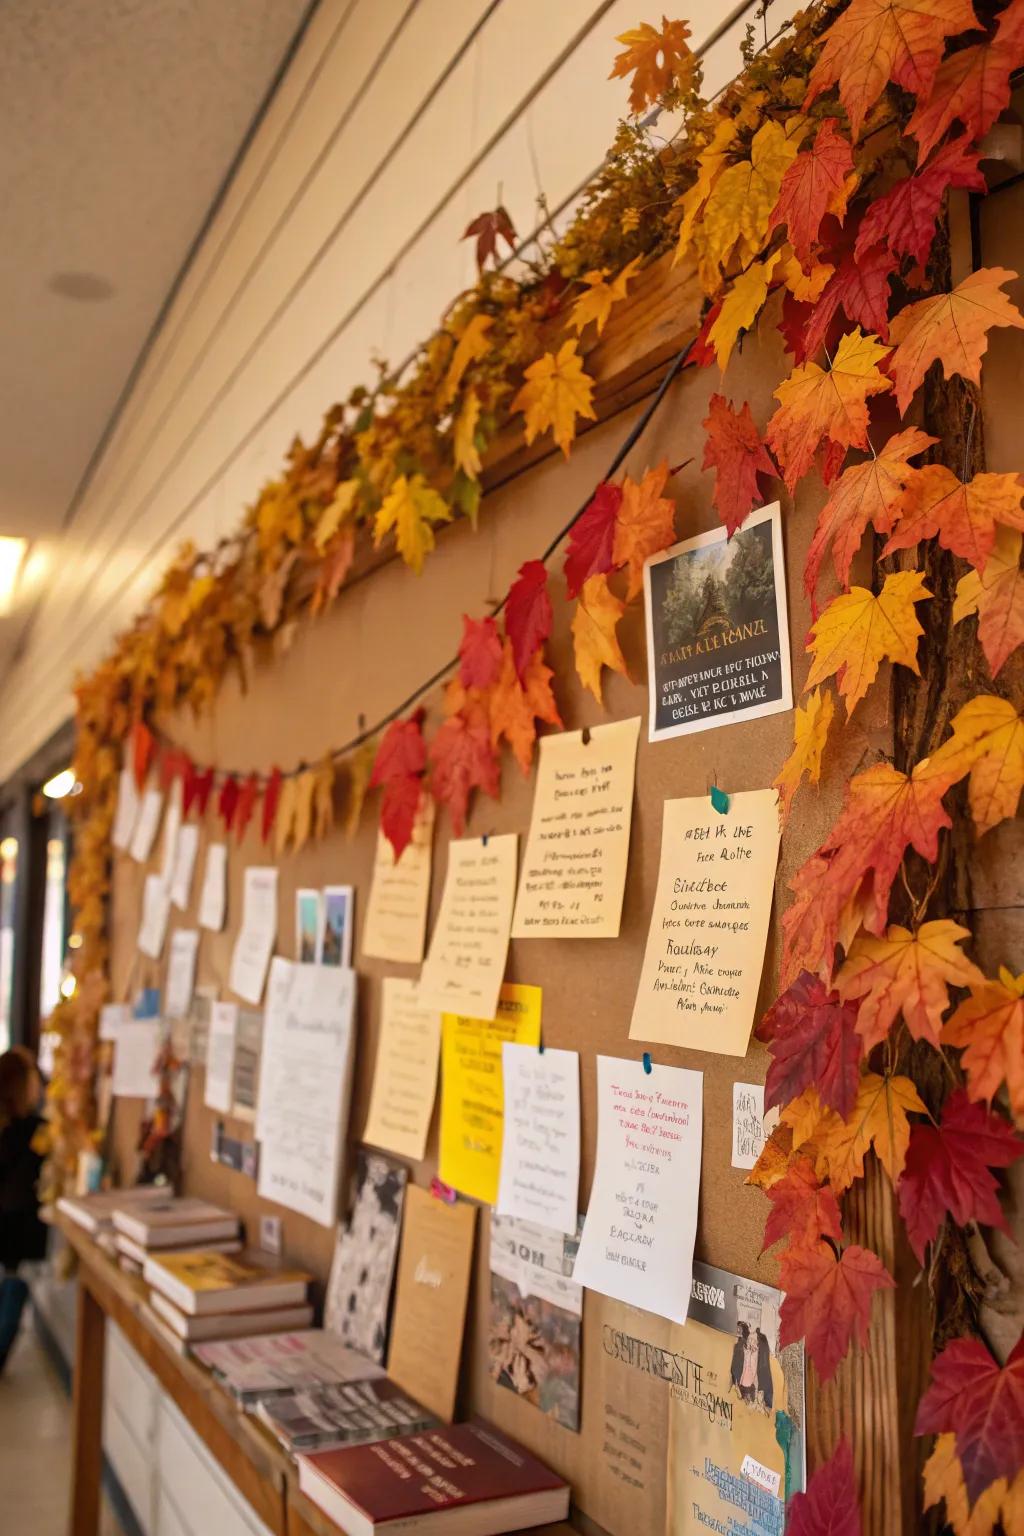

[0,1046,45,1375]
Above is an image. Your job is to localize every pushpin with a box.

[710,784,730,814]
[642,1052,652,1075]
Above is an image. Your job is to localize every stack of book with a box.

[296,1422,570,1535]
[111,1196,241,1275]
[142,1249,313,1354]
[56,1185,167,1240]
[257,1379,436,1457]
[193,1329,387,1407]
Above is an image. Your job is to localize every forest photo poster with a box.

[643,504,792,742]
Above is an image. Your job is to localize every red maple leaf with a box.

[458,614,503,691]
[908,0,1024,161]
[505,560,553,680]
[798,218,899,362]
[192,767,215,819]
[462,205,517,272]
[763,1156,844,1252]
[758,970,864,1118]
[217,774,240,834]
[771,118,855,269]
[780,1241,895,1382]
[701,394,778,537]
[855,136,985,267]
[915,1332,1024,1502]
[786,1439,863,1536]
[898,1090,1024,1262]
[688,301,723,368]
[370,712,427,859]
[428,711,500,837]
[564,482,623,598]
[261,766,281,843]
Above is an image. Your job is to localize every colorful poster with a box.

[666,1261,806,1533]
[629,790,781,1057]
[296,888,323,963]
[643,504,792,742]
[439,983,542,1204]
[324,1150,408,1364]
[488,1212,582,1432]
[322,885,354,967]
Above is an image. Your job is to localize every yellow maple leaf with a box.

[781,250,834,303]
[805,570,931,714]
[373,473,453,574]
[512,339,597,458]
[274,774,298,857]
[343,740,377,839]
[292,768,315,853]
[930,694,1024,838]
[813,1071,926,1192]
[612,460,677,600]
[923,1432,1021,1536]
[836,920,985,1050]
[673,119,737,268]
[709,250,781,370]
[572,574,629,704]
[767,328,893,492]
[699,118,805,287]
[312,756,335,841]
[313,479,359,553]
[439,313,492,407]
[454,388,483,479]
[569,256,643,338]
[773,685,835,823]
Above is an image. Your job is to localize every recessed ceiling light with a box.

[48,271,114,302]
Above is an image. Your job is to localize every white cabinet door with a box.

[155,1397,275,1536]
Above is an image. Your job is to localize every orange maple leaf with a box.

[944,968,1024,1127]
[930,694,1024,837]
[770,118,856,268]
[489,639,562,775]
[779,1239,895,1382]
[439,313,493,407]
[571,574,629,704]
[781,850,871,988]
[813,1070,927,1191]
[804,0,980,138]
[512,339,597,457]
[766,328,892,493]
[805,570,931,713]
[612,461,677,599]
[954,526,1024,677]
[884,464,1024,571]
[773,686,835,824]
[888,268,1024,414]
[609,17,695,114]
[836,920,984,1050]
[804,427,936,600]
[908,0,1024,160]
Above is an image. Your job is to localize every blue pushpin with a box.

[538,1036,545,1055]
[710,784,730,815]
[642,1052,652,1075]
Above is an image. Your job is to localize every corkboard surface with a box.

[107,314,894,1527]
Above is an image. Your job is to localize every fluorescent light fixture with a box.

[0,536,26,614]
[42,768,76,799]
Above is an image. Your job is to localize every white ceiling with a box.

[0,0,312,654]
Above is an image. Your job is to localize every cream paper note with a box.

[198,842,228,931]
[629,789,781,1056]
[497,1044,580,1236]
[360,797,435,964]
[573,1054,702,1323]
[158,785,183,886]
[138,873,171,960]
[111,765,140,851]
[512,717,640,938]
[129,786,164,864]
[418,833,517,1021]
[732,1082,780,1170]
[171,823,200,910]
[164,928,199,1019]
[229,865,278,1004]
[111,1019,163,1098]
[362,978,441,1162]
[204,1001,238,1115]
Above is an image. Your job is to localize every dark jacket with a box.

[0,1113,47,1270]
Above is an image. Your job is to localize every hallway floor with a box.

[0,1313,123,1534]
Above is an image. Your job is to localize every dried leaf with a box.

[908,0,1024,160]
[373,474,453,575]
[612,461,677,599]
[441,314,493,407]
[929,694,1024,837]
[915,1334,1024,1504]
[505,561,553,681]
[569,257,642,338]
[805,571,931,714]
[564,482,622,598]
[702,393,778,538]
[708,250,780,369]
[609,17,695,113]
[571,574,629,704]
[779,1240,895,1382]
[837,920,985,1050]
[429,711,500,835]
[770,118,856,267]
[766,328,893,493]
[954,526,1024,676]
[773,686,836,823]
[758,969,864,1119]
[489,639,562,774]
[888,268,1024,414]
[512,339,597,457]
[898,1090,1024,1262]
[944,967,1024,1126]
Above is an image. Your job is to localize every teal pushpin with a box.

[710,784,729,814]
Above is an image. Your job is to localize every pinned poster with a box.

[198,842,228,931]
[111,765,140,851]
[295,888,323,963]
[572,1055,702,1323]
[643,503,792,742]
[512,717,640,939]
[130,786,164,864]
[418,834,517,1022]
[229,866,278,1004]
[497,1045,580,1236]
[361,797,434,964]
[362,978,441,1163]
[322,885,354,967]
[629,789,781,1057]
[439,983,541,1204]
[164,929,199,1019]
[138,874,171,960]
[205,1001,238,1115]
[171,823,200,911]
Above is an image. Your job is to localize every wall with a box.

[0,0,758,782]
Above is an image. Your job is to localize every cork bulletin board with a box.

[106,314,895,1532]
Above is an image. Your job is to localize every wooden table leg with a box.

[69,1278,105,1536]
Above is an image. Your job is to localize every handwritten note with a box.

[171,824,200,911]
[111,1019,163,1099]
[204,1001,238,1115]
[512,717,640,938]
[439,983,541,1204]
[361,797,434,964]
[129,787,164,864]
[256,960,356,1226]
[164,929,199,1019]
[229,866,278,1004]
[138,873,171,960]
[572,1055,702,1323]
[497,1045,580,1236]
[731,1081,780,1170]
[159,785,182,886]
[198,842,227,931]
[629,789,781,1056]
[111,765,140,851]
[387,1185,477,1421]
[362,978,441,1162]
[418,834,517,1021]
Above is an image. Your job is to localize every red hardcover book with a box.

[297,1420,570,1536]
